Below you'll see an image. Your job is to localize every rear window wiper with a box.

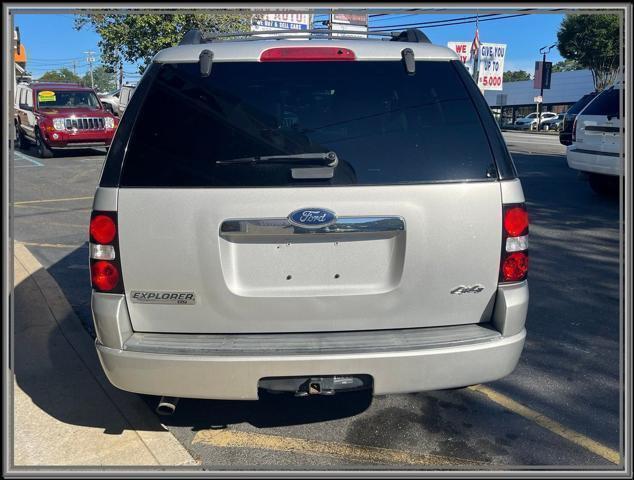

[216,151,339,167]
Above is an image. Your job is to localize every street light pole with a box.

[537,43,556,131]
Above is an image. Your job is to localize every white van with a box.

[567,84,623,195]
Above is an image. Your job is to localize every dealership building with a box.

[483,69,595,126]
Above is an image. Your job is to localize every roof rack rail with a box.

[179,29,205,45]
[389,29,431,44]
[178,28,400,45]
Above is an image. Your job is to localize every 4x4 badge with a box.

[450,285,484,295]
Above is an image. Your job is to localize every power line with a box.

[369,13,529,31]
[368,13,501,30]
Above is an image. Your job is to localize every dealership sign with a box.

[477,43,506,91]
[447,41,507,91]
[251,13,311,34]
[447,41,473,74]
[331,13,368,38]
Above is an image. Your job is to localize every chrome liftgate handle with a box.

[219,216,405,242]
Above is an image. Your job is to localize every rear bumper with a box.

[96,329,525,400]
[567,146,623,176]
[92,282,528,400]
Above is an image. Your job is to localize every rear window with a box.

[566,93,597,116]
[119,61,497,187]
[582,88,620,117]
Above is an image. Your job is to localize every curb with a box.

[13,242,199,467]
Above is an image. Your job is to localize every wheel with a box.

[14,123,28,150]
[34,129,53,158]
[588,173,619,197]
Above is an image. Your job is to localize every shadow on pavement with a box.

[16,143,106,158]
[14,244,374,434]
[145,390,374,431]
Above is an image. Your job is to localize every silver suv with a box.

[90,29,529,403]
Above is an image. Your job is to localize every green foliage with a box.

[37,68,82,84]
[83,65,117,92]
[503,70,531,82]
[551,59,582,72]
[74,12,251,74]
[557,14,620,90]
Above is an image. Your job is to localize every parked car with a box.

[512,111,558,130]
[567,84,622,196]
[14,82,118,158]
[541,113,565,131]
[90,29,529,406]
[117,83,136,116]
[98,88,120,115]
[559,92,599,146]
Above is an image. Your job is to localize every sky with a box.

[14,9,566,85]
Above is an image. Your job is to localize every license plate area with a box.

[218,216,406,298]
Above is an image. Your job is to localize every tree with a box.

[37,68,82,84]
[557,14,620,91]
[503,70,531,82]
[82,65,117,92]
[551,59,582,72]
[74,12,251,74]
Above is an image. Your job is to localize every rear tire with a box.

[15,123,28,150]
[34,129,53,158]
[588,173,619,197]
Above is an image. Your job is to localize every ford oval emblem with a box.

[288,208,337,229]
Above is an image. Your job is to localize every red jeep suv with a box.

[14,82,119,157]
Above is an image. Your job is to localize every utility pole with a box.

[536,43,556,131]
[72,60,76,77]
[84,50,95,89]
[118,62,123,89]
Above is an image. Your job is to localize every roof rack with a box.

[178,28,431,45]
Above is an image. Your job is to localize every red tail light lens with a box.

[89,211,123,293]
[90,214,117,244]
[500,203,529,283]
[502,252,529,282]
[91,260,120,291]
[260,47,356,62]
[503,207,529,237]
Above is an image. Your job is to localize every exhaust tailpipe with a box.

[156,396,179,416]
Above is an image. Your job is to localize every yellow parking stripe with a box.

[192,429,485,466]
[468,385,620,464]
[13,196,94,205]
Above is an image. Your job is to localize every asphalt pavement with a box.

[11,131,623,470]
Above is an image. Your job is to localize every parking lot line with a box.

[468,385,620,465]
[14,196,94,206]
[14,151,44,166]
[192,429,485,466]
[17,241,86,249]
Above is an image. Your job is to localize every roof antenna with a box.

[199,49,213,77]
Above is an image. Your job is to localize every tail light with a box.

[260,47,356,62]
[89,211,124,293]
[571,116,578,142]
[500,204,529,283]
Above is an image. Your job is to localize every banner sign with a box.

[477,43,507,91]
[251,13,311,34]
[447,41,473,74]
[331,13,368,38]
[533,61,553,90]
